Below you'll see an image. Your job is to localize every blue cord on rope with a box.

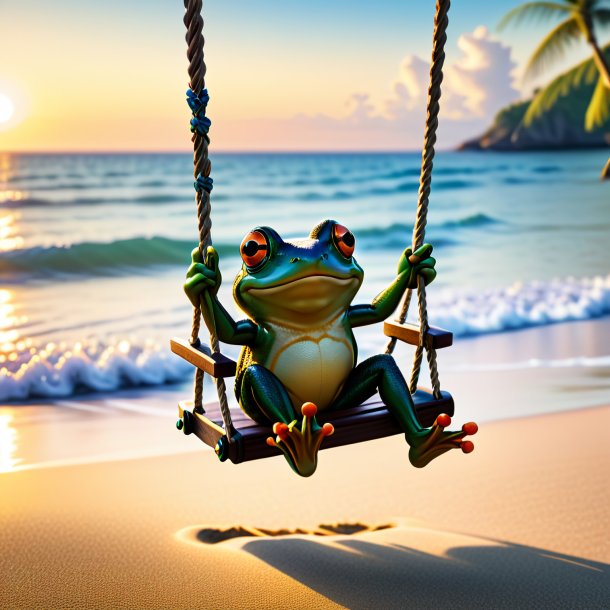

[194,174,213,193]
[187,88,212,136]
[186,88,209,115]
[187,88,213,193]
[190,116,211,136]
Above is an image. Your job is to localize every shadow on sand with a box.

[241,535,609,609]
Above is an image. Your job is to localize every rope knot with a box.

[190,116,212,136]
[187,88,212,136]
[194,173,213,193]
[186,88,210,116]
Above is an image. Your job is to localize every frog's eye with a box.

[240,230,269,269]
[333,224,355,258]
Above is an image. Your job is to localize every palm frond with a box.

[522,46,608,125]
[524,71,580,124]
[585,76,610,129]
[498,2,572,30]
[593,8,610,25]
[523,17,582,81]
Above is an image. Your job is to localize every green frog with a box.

[185,219,477,477]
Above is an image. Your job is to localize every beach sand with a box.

[1,404,609,609]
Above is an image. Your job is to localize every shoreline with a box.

[2,400,608,476]
[2,315,610,472]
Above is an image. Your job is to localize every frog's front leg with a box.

[239,365,334,477]
[331,354,477,467]
[185,246,258,345]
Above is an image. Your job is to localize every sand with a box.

[1,405,609,609]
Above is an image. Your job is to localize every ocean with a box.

[1,149,609,408]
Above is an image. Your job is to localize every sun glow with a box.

[0,94,14,124]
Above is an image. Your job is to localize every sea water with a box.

[1,150,609,402]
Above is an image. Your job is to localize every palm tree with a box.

[523,41,610,128]
[499,1,610,129]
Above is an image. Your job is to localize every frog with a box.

[184,219,477,477]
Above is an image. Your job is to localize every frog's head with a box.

[234,219,364,326]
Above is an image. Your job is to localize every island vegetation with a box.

[461,0,610,178]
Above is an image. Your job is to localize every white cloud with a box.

[382,26,519,126]
[447,26,519,118]
[218,27,520,151]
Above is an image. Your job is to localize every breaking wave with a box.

[0,339,192,402]
[430,274,610,336]
[2,274,609,400]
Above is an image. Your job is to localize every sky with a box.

[0,0,606,152]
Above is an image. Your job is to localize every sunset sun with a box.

[0,94,14,124]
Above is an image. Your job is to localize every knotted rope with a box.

[386,0,450,401]
[184,0,233,438]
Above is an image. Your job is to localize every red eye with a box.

[240,230,269,268]
[333,224,355,258]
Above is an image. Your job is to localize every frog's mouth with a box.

[245,275,360,317]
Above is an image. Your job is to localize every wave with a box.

[0,339,192,401]
[445,354,610,373]
[1,214,498,278]
[25,183,92,191]
[439,213,500,229]
[7,173,72,184]
[428,274,610,337]
[0,237,213,277]
[2,274,609,401]
[6,175,481,209]
[532,165,561,174]
[277,168,422,188]
[24,181,181,192]
[293,178,479,202]
[4,193,202,208]
[275,164,508,188]
[357,214,501,238]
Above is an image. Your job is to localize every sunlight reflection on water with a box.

[0,412,20,472]
[0,212,24,251]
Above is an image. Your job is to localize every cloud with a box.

[446,26,519,118]
[218,27,520,151]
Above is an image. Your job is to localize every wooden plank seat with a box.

[170,338,237,377]
[173,318,454,464]
[177,389,454,464]
[383,321,453,349]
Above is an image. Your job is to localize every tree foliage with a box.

[500,0,610,130]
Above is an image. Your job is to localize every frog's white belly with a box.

[262,321,354,411]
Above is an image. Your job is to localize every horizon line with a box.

[0,148,453,156]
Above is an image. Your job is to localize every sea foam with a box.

[429,274,610,336]
[0,340,191,401]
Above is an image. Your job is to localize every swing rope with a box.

[183,0,450,429]
[385,0,450,401]
[184,0,234,439]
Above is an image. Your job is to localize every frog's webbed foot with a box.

[408,414,478,468]
[266,402,334,477]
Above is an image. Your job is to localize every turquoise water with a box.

[0,150,609,400]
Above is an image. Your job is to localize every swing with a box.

[171,0,475,471]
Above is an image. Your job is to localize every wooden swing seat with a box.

[178,389,454,464]
[172,320,454,464]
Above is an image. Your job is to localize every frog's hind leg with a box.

[332,354,421,433]
[239,365,334,477]
[408,414,478,468]
[238,364,298,425]
[331,354,477,467]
